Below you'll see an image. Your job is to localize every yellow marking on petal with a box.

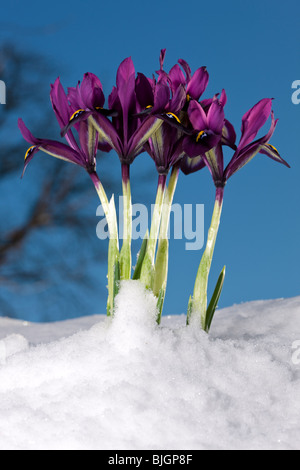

[24,145,36,161]
[146,105,153,109]
[268,144,279,153]
[95,106,103,110]
[165,112,181,124]
[196,130,205,142]
[186,94,191,102]
[69,109,85,122]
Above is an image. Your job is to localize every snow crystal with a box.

[0,281,299,450]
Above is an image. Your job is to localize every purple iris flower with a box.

[185,97,290,329]
[19,75,102,176]
[157,49,209,107]
[66,72,115,154]
[180,92,227,179]
[62,57,171,173]
[156,52,236,179]
[223,98,290,180]
[137,49,210,176]
[136,74,186,175]
[181,97,290,187]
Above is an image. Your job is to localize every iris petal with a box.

[188,100,207,130]
[259,144,290,168]
[116,57,136,142]
[239,98,273,149]
[61,109,91,137]
[186,66,209,101]
[80,72,105,110]
[126,115,163,161]
[180,155,205,175]
[222,119,237,149]
[89,113,122,155]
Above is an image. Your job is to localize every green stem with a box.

[153,166,179,301]
[89,172,119,316]
[119,163,132,280]
[190,186,224,328]
[140,174,167,290]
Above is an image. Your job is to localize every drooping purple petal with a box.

[126,115,163,162]
[169,139,186,168]
[34,140,85,166]
[18,118,85,171]
[78,119,99,169]
[224,141,265,180]
[182,130,221,159]
[22,145,41,177]
[90,112,123,156]
[201,143,224,184]
[259,143,290,167]
[61,109,92,137]
[224,110,279,180]
[145,122,178,172]
[157,112,187,132]
[144,127,166,172]
[18,118,40,145]
[180,154,206,175]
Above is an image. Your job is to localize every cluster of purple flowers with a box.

[19,50,290,330]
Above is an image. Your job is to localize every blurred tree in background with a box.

[0,44,115,321]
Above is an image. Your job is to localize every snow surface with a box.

[0,280,300,450]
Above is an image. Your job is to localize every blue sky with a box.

[1,0,300,319]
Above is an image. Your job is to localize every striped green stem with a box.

[89,172,119,316]
[189,186,224,328]
[153,166,180,322]
[140,174,167,290]
[119,163,132,280]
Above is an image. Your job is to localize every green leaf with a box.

[113,259,121,300]
[107,260,120,317]
[205,266,226,333]
[186,295,193,326]
[132,231,149,280]
[156,287,165,325]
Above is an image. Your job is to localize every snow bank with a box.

[0,281,299,450]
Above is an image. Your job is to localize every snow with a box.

[0,280,299,450]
